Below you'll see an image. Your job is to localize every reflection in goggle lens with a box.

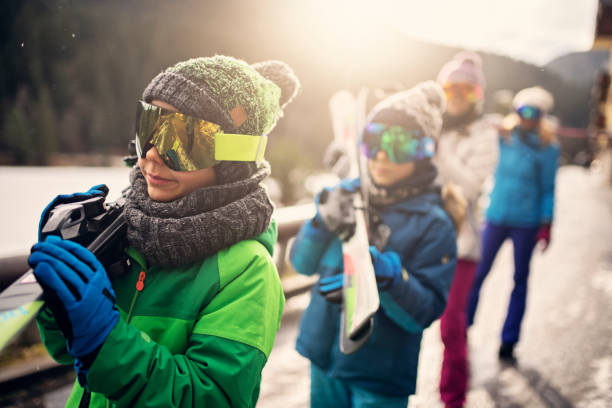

[442,83,481,103]
[134,100,267,171]
[516,105,541,120]
[361,122,435,164]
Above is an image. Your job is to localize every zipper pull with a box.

[136,271,146,291]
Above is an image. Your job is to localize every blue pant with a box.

[466,222,538,345]
[310,364,409,408]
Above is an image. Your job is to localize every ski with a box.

[0,190,129,353]
[328,89,379,354]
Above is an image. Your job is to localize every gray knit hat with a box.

[367,80,446,142]
[142,55,300,182]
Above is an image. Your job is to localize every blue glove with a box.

[28,235,119,358]
[369,246,403,290]
[318,247,403,303]
[38,184,109,241]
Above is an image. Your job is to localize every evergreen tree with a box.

[2,104,34,164]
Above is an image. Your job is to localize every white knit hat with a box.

[512,86,554,113]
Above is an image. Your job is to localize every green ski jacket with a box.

[36,223,284,407]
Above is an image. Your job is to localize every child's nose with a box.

[375,149,389,162]
[145,146,165,165]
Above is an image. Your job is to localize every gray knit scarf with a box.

[123,164,274,268]
[366,161,439,208]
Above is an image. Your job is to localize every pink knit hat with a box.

[437,51,485,89]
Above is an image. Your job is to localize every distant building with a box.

[591,0,612,182]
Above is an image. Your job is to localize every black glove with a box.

[315,187,356,242]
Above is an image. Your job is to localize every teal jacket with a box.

[486,128,559,227]
[36,222,284,407]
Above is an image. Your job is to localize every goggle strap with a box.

[255,134,267,164]
[214,133,268,163]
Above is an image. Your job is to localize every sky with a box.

[336,0,601,66]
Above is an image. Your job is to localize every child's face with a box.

[518,117,539,131]
[367,150,415,186]
[443,83,476,116]
[137,100,217,202]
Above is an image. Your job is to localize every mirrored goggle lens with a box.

[516,105,541,120]
[443,83,480,102]
[360,122,434,163]
[360,122,387,158]
[135,101,267,171]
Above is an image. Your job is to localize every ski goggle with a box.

[442,82,482,104]
[516,105,541,121]
[360,122,435,164]
[134,100,267,172]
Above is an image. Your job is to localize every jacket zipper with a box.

[81,270,146,408]
[102,270,146,408]
[127,270,146,323]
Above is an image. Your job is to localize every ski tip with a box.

[0,300,44,353]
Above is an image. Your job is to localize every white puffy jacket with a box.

[435,114,500,260]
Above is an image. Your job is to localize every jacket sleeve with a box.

[539,144,559,223]
[85,248,284,408]
[290,217,335,276]
[438,125,499,202]
[290,180,360,276]
[378,216,457,332]
[35,306,74,365]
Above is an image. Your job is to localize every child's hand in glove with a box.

[28,235,119,358]
[535,223,551,251]
[314,187,356,242]
[368,246,403,290]
[318,246,405,304]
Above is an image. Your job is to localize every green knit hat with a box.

[142,55,300,182]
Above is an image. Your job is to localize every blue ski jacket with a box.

[291,179,457,397]
[485,128,559,227]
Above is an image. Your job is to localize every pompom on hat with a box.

[142,55,300,183]
[367,80,446,142]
